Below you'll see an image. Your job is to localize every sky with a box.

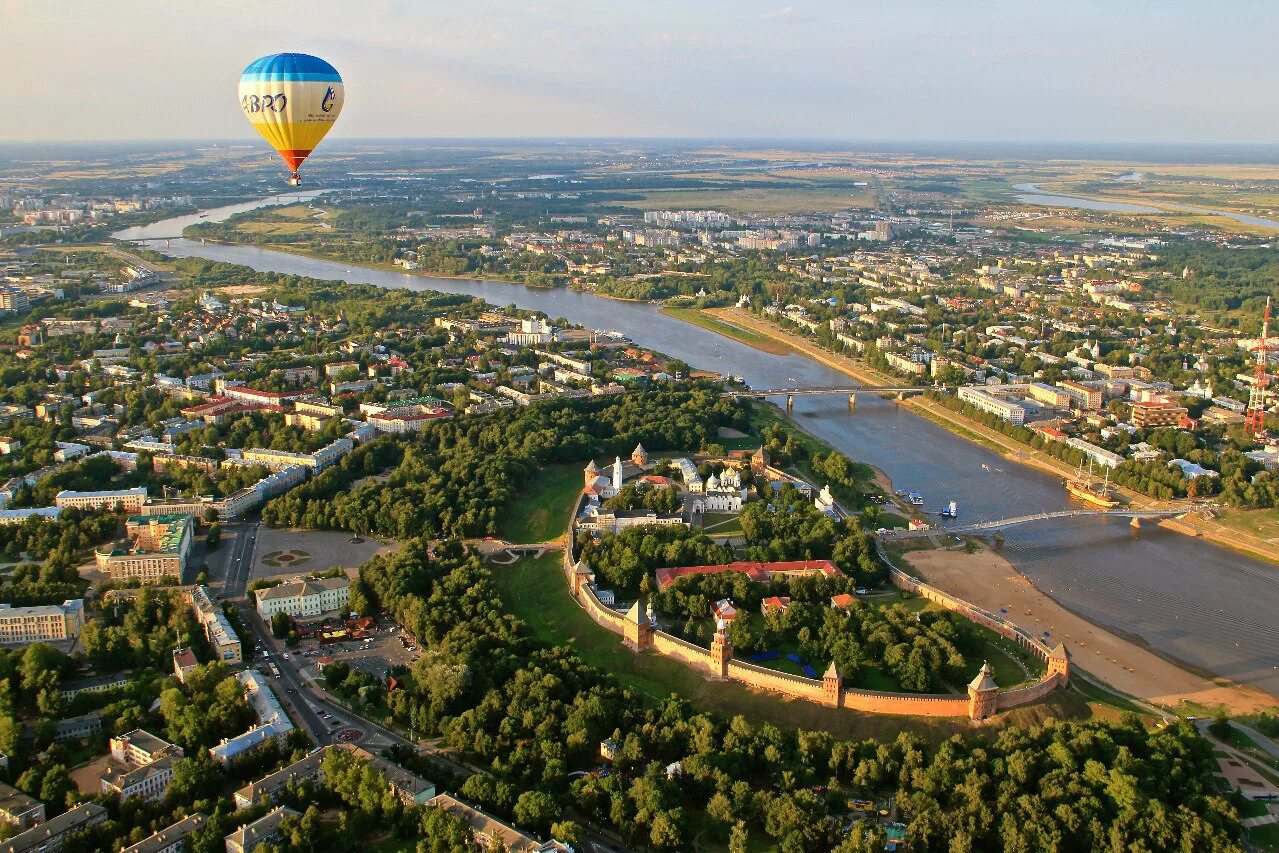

[2,0,1275,143]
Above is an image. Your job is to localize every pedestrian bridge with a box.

[726,386,927,397]
[881,508,1187,539]
[725,385,928,413]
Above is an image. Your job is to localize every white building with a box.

[0,599,85,645]
[255,576,350,620]
[54,486,147,513]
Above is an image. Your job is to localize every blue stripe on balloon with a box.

[239,72,342,82]
[241,52,341,82]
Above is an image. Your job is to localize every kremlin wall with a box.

[563,496,1069,721]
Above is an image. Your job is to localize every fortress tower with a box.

[583,459,600,490]
[709,617,732,679]
[823,662,843,708]
[622,600,654,652]
[631,443,649,467]
[570,558,593,596]
[967,661,999,721]
[1047,642,1070,685]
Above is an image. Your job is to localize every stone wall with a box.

[726,659,827,702]
[652,631,715,672]
[562,498,1066,719]
[841,688,970,718]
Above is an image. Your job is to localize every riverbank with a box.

[904,547,1277,713]
[661,306,794,355]
[716,307,1279,566]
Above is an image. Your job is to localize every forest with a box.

[263,389,746,538]
[340,536,1245,852]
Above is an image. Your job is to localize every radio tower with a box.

[1245,296,1273,439]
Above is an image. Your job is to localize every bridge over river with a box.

[880,508,1188,539]
[725,385,927,412]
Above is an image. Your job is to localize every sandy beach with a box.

[904,547,1277,714]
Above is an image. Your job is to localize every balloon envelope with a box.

[239,53,343,181]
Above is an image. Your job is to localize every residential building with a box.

[426,794,572,853]
[0,600,84,645]
[209,671,293,766]
[95,514,193,582]
[120,813,207,853]
[224,806,298,853]
[254,576,350,621]
[54,486,147,512]
[172,647,198,683]
[59,672,130,700]
[233,744,435,810]
[1130,401,1189,429]
[0,803,107,853]
[188,586,242,664]
[0,782,44,830]
[50,711,102,743]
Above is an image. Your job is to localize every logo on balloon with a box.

[322,87,336,113]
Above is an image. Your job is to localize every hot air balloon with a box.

[239,53,343,186]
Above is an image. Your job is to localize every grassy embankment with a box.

[494,463,584,544]
[660,306,794,355]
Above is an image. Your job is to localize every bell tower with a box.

[709,617,732,679]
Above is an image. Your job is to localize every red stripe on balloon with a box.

[277,149,313,170]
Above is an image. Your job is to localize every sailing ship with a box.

[1064,460,1118,509]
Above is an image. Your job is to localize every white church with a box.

[690,466,745,513]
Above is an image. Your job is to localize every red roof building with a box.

[655,560,841,591]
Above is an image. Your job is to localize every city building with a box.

[1130,400,1189,428]
[172,647,198,683]
[224,806,298,853]
[0,782,44,831]
[120,813,207,853]
[0,600,84,645]
[95,514,193,582]
[101,730,184,802]
[54,486,147,512]
[0,802,107,853]
[188,586,242,664]
[209,670,293,766]
[425,794,572,853]
[254,576,350,621]
[233,744,435,809]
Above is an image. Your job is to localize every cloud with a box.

[761,5,795,19]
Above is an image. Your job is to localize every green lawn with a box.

[489,554,996,742]
[1250,822,1279,853]
[494,463,583,544]
[700,512,744,536]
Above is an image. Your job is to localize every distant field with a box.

[231,204,337,237]
[613,186,876,215]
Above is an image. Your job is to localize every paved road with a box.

[223,521,260,598]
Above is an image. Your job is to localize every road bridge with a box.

[725,385,929,413]
[881,508,1187,539]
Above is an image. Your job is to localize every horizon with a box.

[4,1,1276,144]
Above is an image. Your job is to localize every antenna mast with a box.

[1246,296,1272,439]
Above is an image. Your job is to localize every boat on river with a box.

[1064,462,1118,509]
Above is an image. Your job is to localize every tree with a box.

[513,789,559,833]
[271,611,293,639]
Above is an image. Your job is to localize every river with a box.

[115,198,1279,697]
[1014,182,1279,230]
